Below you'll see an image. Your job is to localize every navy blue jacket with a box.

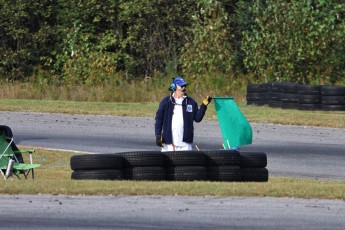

[155,94,207,144]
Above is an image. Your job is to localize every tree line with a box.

[0,0,344,86]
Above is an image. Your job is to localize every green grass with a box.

[1,148,344,199]
[1,99,344,128]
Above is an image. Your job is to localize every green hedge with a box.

[0,0,344,85]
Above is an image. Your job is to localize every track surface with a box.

[0,111,344,229]
[1,111,344,181]
[1,194,344,230]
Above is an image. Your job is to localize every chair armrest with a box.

[14,150,35,154]
[14,150,35,164]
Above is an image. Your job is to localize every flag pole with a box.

[227,139,231,149]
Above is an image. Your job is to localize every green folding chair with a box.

[0,125,40,180]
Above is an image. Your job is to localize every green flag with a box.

[213,97,252,148]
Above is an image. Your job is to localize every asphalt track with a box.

[1,111,344,181]
[0,111,344,229]
[0,194,344,230]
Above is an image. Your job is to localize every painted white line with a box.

[32,147,95,154]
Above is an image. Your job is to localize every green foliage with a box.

[0,0,344,90]
[180,0,234,78]
[0,0,58,81]
[241,0,345,84]
[52,0,125,85]
[55,26,123,85]
[118,0,196,76]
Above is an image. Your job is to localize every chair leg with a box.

[1,170,6,179]
[3,169,35,180]
[23,170,29,179]
[22,169,34,180]
[14,174,21,180]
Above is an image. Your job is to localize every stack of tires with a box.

[70,151,268,182]
[163,151,208,181]
[246,83,270,106]
[268,82,283,108]
[321,86,345,111]
[240,152,268,182]
[280,83,299,110]
[119,151,166,181]
[204,150,242,182]
[70,154,124,180]
[297,85,322,110]
[246,82,345,111]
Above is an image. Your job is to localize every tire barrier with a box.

[247,82,345,111]
[71,169,124,180]
[208,166,242,182]
[124,166,166,181]
[241,168,269,182]
[70,151,268,182]
[239,152,268,182]
[166,166,207,181]
[204,150,241,166]
[246,83,270,106]
[70,154,124,170]
[321,86,345,111]
[70,154,124,180]
[163,151,207,167]
[118,151,165,167]
[239,152,267,168]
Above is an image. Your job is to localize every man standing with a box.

[155,77,212,151]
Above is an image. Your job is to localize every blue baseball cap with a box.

[173,77,188,86]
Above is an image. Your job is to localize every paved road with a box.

[1,111,344,181]
[1,194,344,230]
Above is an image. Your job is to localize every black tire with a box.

[269,92,282,101]
[246,100,268,106]
[281,83,298,94]
[241,168,269,182]
[163,151,207,167]
[204,150,241,166]
[166,166,207,181]
[124,167,166,181]
[298,103,321,111]
[270,82,284,92]
[247,84,270,92]
[117,151,164,167]
[281,93,298,103]
[240,152,267,168]
[207,166,242,182]
[321,104,345,111]
[71,169,124,180]
[297,85,321,95]
[321,86,345,96]
[281,102,298,110]
[268,100,282,108]
[298,94,322,104]
[70,154,123,170]
[246,92,268,101]
[321,96,345,105]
